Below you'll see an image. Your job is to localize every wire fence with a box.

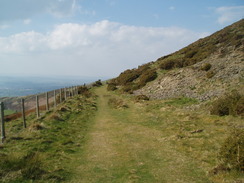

[0,85,81,143]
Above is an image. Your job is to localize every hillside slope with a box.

[110,19,244,101]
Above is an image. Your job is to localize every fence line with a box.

[0,102,5,144]
[0,85,82,144]
[21,99,26,128]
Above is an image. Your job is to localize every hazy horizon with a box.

[0,75,106,97]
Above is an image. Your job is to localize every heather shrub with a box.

[92,79,103,87]
[206,70,215,78]
[218,128,244,171]
[0,152,45,181]
[107,83,117,91]
[201,63,212,71]
[116,69,140,85]
[78,86,92,97]
[138,69,157,87]
[185,50,197,59]
[210,91,243,116]
[121,84,138,94]
[236,96,244,116]
[108,98,128,109]
[160,59,176,70]
[135,95,149,101]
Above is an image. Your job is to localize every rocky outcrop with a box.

[134,49,243,101]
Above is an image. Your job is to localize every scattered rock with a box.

[190,129,204,134]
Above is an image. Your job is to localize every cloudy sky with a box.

[0,0,243,78]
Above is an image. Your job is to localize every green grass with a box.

[0,95,97,182]
[4,109,16,116]
[164,97,199,106]
[1,85,243,183]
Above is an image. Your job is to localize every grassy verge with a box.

[107,89,243,183]
[0,94,97,183]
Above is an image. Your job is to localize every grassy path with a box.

[71,86,211,183]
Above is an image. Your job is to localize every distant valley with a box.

[0,75,102,97]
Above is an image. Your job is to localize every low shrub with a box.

[210,91,243,116]
[92,79,103,87]
[116,69,140,85]
[121,84,138,94]
[206,70,215,78]
[135,95,149,101]
[160,59,176,70]
[107,83,117,91]
[138,69,157,87]
[218,128,244,171]
[108,98,128,109]
[185,50,198,59]
[78,86,92,97]
[0,152,45,181]
[201,63,212,71]
[236,96,244,116]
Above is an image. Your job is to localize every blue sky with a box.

[0,0,243,78]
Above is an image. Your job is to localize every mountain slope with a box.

[110,19,244,101]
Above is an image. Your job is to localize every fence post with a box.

[64,88,67,100]
[46,92,49,111]
[68,88,71,97]
[36,95,40,118]
[0,102,5,144]
[54,90,57,107]
[60,89,62,103]
[21,99,26,128]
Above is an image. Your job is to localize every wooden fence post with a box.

[60,89,62,103]
[54,90,57,107]
[21,99,26,128]
[36,95,40,118]
[46,92,49,111]
[68,88,71,97]
[64,88,67,100]
[0,102,6,143]
[72,86,74,96]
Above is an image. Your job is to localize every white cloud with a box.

[215,6,244,25]
[23,19,32,25]
[0,20,208,77]
[0,25,9,30]
[169,6,175,11]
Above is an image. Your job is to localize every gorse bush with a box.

[116,69,140,85]
[206,70,215,78]
[159,59,176,70]
[201,63,212,71]
[135,95,149,101]
[218,128,244,171]
[108,98,128,109]
[210,91,244,116]
[92,79,103,87]
[107,82,117,91]
[138,69,157,87]
[0,152,45,181]
[109,63,158,93]
[78,86,92,97]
